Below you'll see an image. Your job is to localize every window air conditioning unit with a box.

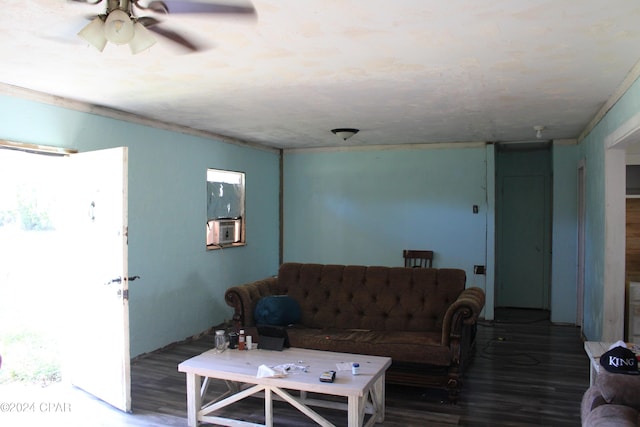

[207,218,241,245]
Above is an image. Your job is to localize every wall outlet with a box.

[473,265,486,275]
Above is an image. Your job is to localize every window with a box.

[206,169,245,249]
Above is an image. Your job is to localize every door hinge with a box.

[117,289,129,300]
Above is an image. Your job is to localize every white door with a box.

[62,147,131,412]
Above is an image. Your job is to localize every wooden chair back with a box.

[403,249,434,268]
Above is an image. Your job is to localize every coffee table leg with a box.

[371,374,386,422]
[265,387,273,427]
[348,394,365,427]
[185,372,202,427]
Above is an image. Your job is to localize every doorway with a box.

[0,148,67,386]
[495,142,552,312]
[0,146,131,413]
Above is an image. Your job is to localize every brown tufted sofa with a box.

[224,263,485,401]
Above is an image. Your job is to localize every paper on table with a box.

[256,364,287,378]
[336,362,354,371]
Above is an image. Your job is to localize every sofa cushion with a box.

[286,327,451,366]
[254,295,301,326]
[597,370,640,410]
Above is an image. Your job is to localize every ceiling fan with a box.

[73,0,256,54]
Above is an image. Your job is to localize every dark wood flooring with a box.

[0,310,589,426]
[130,309,588,426]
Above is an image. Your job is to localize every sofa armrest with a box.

[595,370,640,410]
[581,385,608,424]
[224,276,280,328]
[441,286,485,348]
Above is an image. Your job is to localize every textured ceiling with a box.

[2,0,640,149]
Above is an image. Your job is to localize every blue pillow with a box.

[254,295,301,326]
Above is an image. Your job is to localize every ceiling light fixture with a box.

[105,9,135,44]
[331,128,359,141]
[78,16,108,52]
[129,22,157,54]
[534,125,545,139]
[78,7,156,54]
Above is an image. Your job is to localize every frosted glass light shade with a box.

[105,10,134,44]
[129,23,156,54]
[78,16,107,52]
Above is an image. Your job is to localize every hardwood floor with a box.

[0,311,589,426]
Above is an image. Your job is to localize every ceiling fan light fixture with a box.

[331,128,359,141]
[78,16,107,52]
[104,9,135,45]
[129,22,157,54]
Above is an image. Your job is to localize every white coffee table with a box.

[584,341,611,385]
[178,347,391,427]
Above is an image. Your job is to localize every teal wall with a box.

[580,122,606,341]
[578,76,640,340]
[551,144,579,324]
[283,142,581,322]
[8,73,640,347]
[283,145,490,293]
[0,94,281,357]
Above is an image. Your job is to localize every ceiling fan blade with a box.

[137,16,162,27]
[82,13,106,21]
[68,0,103,4]
[148,0,255,15]
[134,0,169,14]
[146,25,206,52]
